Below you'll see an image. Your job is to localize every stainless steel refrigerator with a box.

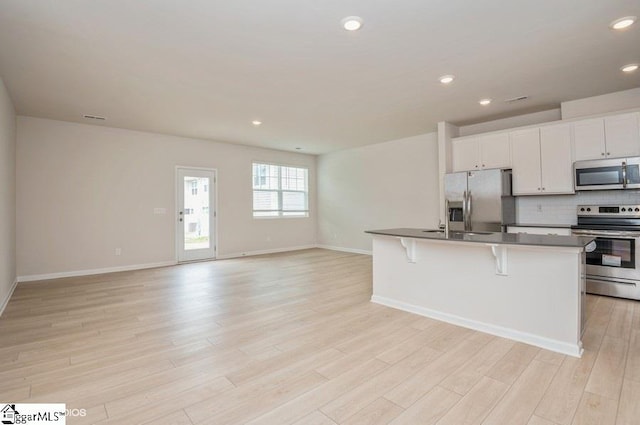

[444,169,515,232]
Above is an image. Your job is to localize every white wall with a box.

[458,109,561,136]
[317,133,439,253]
[561,88,640,120]
[0,77,16,312]
[16,117,317,278]
[517,191,640,226]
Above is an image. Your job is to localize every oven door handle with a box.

[572,229,640,237]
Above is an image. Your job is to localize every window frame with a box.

[252,162,309,218]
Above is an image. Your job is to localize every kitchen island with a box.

[366,228,595,357]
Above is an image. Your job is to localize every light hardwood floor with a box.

[1,248,638,425]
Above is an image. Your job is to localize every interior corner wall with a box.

[561,88,640,120]
[458,109,561,137]
[16,117,317,278]
[317,132,439,253]
[0,77,17,310]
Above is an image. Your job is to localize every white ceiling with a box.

[0,1,639,154]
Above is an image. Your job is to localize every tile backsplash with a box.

[517,190,640,225]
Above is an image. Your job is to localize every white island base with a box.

[371,235,586,357]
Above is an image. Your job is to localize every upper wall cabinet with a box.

[510,123,574,195]
[452,133,510,172]
[510,128,541,195]
[574,112,640,161]
[540,124,574,194]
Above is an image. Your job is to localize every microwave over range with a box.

[574,157,640,191]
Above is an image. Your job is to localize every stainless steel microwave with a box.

[574,157,640,191]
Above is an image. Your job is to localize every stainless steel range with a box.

[571,204,640,300]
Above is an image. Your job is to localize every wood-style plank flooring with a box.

[1,248,638,425]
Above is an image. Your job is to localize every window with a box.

[253,163,309,217]
[191,180,198,195]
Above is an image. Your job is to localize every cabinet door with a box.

[605,113,640,158]
[479,133,510,169]
[540,124,574,194]
[573,118,605,161]
[510,128,542,195]
[452,137,479,172]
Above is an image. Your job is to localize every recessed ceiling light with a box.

[251,120,262,126]
[610,16,636,30]
[439,75,455,84]
[341,16,363,31]
[621,63,639,73]
[479,98,492,106]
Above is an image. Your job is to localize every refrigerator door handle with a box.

[462,191,467,230]
[467,191,472,231]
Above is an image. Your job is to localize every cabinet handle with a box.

[601,153,605,156]
[607,152,610,156]
[475,165,478,168]
[542,187,545,190]
[482,164,485,167]
[538,187,541,191]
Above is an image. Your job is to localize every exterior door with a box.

[177,167,216,262]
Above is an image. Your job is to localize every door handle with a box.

[572,229,640,237]
[463,191,468,230]
[467,192,472,231]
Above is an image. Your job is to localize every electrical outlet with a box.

[115,248,122,256]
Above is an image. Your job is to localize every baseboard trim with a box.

[216,245,319,260]
[371,295,583,358]
[0,278,18,317]
[15,244,368,283]
[17,261,177,283]
[316,245,372,256]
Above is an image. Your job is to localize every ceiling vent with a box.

[83,114,106,120]
[504,96,529,103]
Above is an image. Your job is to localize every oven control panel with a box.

[577,205,640,217]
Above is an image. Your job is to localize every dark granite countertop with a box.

[365,228,594,248]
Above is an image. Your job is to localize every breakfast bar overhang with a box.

[366,228,596,357]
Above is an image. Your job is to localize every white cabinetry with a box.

[480,133,511,170]
[448,111,639,195]
[573,112,640,161]
[452,138,479,172]
[510,128,541,194]
[510,124,574,195]
[452,133,510,172]
[540,124,574,194]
